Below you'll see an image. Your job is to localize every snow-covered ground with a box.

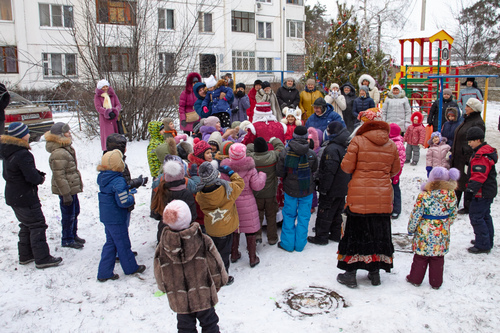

[1,104,499,332]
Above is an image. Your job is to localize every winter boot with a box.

[246,234,260,268]
[337,270,357,288]
[230,233,241,263]
[368,270,381,286]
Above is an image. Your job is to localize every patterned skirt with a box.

[337,208,394,272]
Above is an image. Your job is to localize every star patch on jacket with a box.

[209,207,228,224]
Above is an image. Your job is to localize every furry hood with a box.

[160,223,204,264]
[358,74,376,90]
[340,82,356,97]
[424,180,457,192]
[0,135,30,160]
[220,155,255,173]
[446,107,459,121]
[185,72,202,93]
[44,132,72,153]
[411,111,424,125]
[388,85,406,99]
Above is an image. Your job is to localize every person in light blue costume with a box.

[458,77,482,118]
[276,126,318,252]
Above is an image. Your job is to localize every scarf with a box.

[284,149,311,194]
[101,92,112,109]
[196,178,233,199]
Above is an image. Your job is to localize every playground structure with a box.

[391,30,499,117]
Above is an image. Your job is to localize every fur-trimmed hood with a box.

[388,85,406,99]
[358,74,376,90]
[44,132,72,153]
[185,72,202,94]
[356,120,390,146]
[411,111,424,125]
[220,155,255,173]
[0,135,30,160]
[424,180,457,192]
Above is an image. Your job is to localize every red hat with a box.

[255,102,271,113]
[193,140,211,159]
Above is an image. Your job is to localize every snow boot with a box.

[231,233,241,263]
[246,234,260,268]
[368,270,381,286]
[337,271,357,288]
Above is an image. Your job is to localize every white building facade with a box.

[0,0,306,89]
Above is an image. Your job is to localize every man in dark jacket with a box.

[340,82,357,133]
[276,77,300,112]
[308,122,351,244]
[464,127,497,254]
[0,122,62,269]
[0,83,9,135]
[276,126,318,252]
[305,97,345,132]
[427,88,459,130]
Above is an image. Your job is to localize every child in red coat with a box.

[404,111,426,165]
[281,107,303,142]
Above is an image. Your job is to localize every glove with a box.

[189,164,198,177]
[108,111,116,119]
[129,175,148,189]
[232,106,239,114]
[426,166,432,178]
[218,165,234,176]
[39,171,46,184]
[289,104,295,109]
[181,120,187,128]
[418,144,424,149]
[203,106,209,113]
[446,152,452,160]
[62,194,73,206]
[129,188,138,195]
[281,103,288,110]
[464,191,474,206]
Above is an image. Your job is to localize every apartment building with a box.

[0,0,306,89]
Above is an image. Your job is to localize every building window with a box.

[98,47,135,72]
[231,11,255,33]
[0,46,18,73]
[158,9,174,30]
[232,51,255,70]
[198,12,212,33]
[287,54,305,72]
[159,52,175,74]
[97,0,136,25]
[0,0,12,21]
[286,0,303,5]
[42,53,77,77]
[256,0,272,3]
[258,57,273,74]
[257,22,272,39]
[39,4,74,28]
[286,20,303,38]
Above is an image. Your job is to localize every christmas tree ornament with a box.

[347,53,352,60]
[338,21,342,25]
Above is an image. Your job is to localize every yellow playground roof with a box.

[399,30,454,45]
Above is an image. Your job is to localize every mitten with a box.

[129,188,138,195]
[189,164,198,177]
[181,120,187,128]
[62,194,73,206]
[289,104,295,109]
[426,166,432,178]
[464,190,474,206]
[446,152,452,160]
[218,165,234,176]
[418,144,424,149]
[203,106,209,113]
[108,111,116,119]
[281,103,287,110]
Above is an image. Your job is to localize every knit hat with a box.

[204,116,220,128]
[428,131,443,145]
[254,79,262,86]
[359,86,369,94]
[193,140,212,159]
[198,161,219,185]
[254,137,268,153]
[97,79,110,90]
[162,200,192,231]
[229,143,246,160]
[177,141,192,160]
[330,83,340,90]
[235,83,246,90]
[163,160,185,183]
[282,107,302,125]
[307,127,320,151]
[443,88,452,95]
[293,126,308,140]
[221,141,234,156]
[8,122,29,138]
[327,121,344,136]
[99,149,125,172]
[162,117,174,131]
[313,97,327,109]
[208,131,223,151]
[50,122,70,136]
[466,98,482,112]
[106,133,127,154]
[255,102,271,113]
[204,75,217,89]
[466,127,485,141]
[389,123,401,139]
[261,81,271,89]
[231,121,241,129]
[429,167,460,182]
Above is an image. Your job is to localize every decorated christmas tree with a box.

[306,2,391,91]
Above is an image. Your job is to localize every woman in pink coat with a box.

[94,79,121,151]
[179,72,202,135]
[220,143,266,268]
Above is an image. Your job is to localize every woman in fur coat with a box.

[220,143,267,267]
[94,79,121,151]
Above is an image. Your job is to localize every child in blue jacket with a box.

[97,149,146,282]
[202,76,234,128]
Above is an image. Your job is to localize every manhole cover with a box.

[276,286,347,317]
[393,233,413,253]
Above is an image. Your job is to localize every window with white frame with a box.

[232,51,255,70]
[231,11,255,33]
[98,47,136,72]
[258,57,273,74]
[158,8,174,30]
[256,0,272,3]
[286,20,303,38]
[0,0,12,21]
[97,0,136,25]
[198,12,213,33]
[286,0,303,5]
[39,3,74,27]
[257,22,272,39]
[287,54,305,72]
[0,46,17,73]
[42,53,76,77]
[159,52,175,74]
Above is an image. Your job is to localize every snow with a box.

[1,105,499,332]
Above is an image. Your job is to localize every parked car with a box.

[4,92,54,141]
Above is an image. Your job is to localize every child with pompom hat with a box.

[220,143,267,267]
[154,200,228,332]
[407,167,459,289]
